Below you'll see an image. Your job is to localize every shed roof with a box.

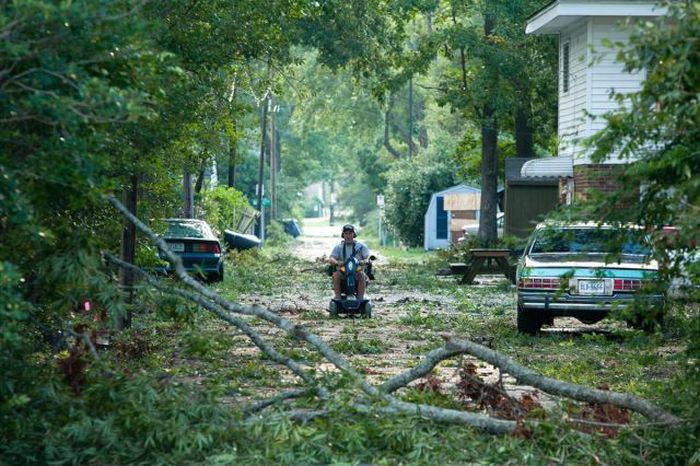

[521,157,573,178]
[433,184,480,197]
[526,0,666,35]
[505,158,534,182]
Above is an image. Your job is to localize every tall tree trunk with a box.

[478,106,498,243]
[515,91,534,158]
[228,141,237,188]
[118,174,138,330]
[384,93,403,158]
[194,168,205,194]
[183,170,194,218]
[227,78,238,188]
[478,13,498,244]
[256,95,268,238]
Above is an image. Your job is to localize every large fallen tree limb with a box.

[105,195,682,435]
[443,338,681,425]
[381,338,681,425]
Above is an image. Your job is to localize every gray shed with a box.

[504,158,569,238]
[424,184,481,250]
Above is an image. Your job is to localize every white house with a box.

[424,184,481,250]
[526,0,666,201]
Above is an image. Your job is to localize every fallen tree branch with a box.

[244,389,313,416]
[382,338,679,424]
[103,252,328,399]
[444,337,680,425]
[380,346,464,393]
[358,400,518,435]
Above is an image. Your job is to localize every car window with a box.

[166,221,207,238]
[530,228,649,255]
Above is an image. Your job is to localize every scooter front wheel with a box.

[328,300,338,317]
[361,301,372,319]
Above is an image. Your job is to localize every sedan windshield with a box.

[530,228,649,255]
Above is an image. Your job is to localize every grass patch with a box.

[332,334,387,355]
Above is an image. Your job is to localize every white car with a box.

[459,212,504,240]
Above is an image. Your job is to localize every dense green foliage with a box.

[384,152,457,246]
[199,186,254,235]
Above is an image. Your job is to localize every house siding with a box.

[558,22,588,161]
[585,17,645,163]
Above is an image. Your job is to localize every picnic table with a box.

[450,248,516,285]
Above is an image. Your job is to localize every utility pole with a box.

[329,178,336,226]
[270,97,277,221]
[118,174,138,330]
[408,76,413,157]
[256,91,269,240]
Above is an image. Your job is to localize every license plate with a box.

[578,279,605,295]
[168,242,184,253]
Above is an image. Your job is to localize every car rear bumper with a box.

[518,291,664,313]
[157,254,222,274]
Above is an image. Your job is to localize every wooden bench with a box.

[460,249,516,285]
[449,263,469,274]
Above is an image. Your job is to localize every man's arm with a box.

[359,243,371,263]
[329,245,341,265]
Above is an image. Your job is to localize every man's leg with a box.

[356,272,366,299]
[332,271,342,299]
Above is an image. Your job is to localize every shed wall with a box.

[504,184,559,238]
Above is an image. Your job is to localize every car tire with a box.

[207,264,224,283]
[517,304,542,335]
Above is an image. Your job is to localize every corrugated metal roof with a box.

[505,158,534,181]
[521,157,573,178]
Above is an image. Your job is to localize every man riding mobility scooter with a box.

[328,224,374,318]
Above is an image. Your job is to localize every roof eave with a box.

[526,1,667,35]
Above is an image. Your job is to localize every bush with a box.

[199,187,253,235]
[384,153,456,247]
[265,220,291,247]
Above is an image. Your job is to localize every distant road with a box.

[290,217,340,261]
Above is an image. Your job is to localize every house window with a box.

[562,41,570,93]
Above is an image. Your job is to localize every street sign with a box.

[252,198,271,207]
[376,194,385,207]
